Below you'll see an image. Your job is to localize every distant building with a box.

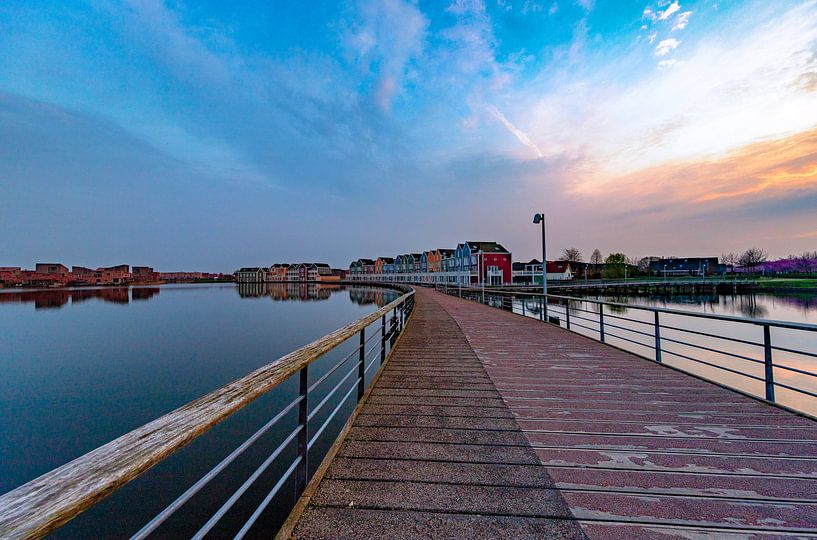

[35,263,68,274]
[235,267,265,283]
[513,260,573,283]
[132,266,155,277]
[649,257,719,276]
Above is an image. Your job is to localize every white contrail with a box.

[485,104,543,158]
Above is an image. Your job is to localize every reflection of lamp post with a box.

[533,213,547,320]
[663,264,667,280]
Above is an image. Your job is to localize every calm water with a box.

[510,291,817,415]
[0,282,398,538]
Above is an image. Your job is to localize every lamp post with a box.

[533,213,547,321]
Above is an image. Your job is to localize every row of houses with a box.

[348,242,515,285]
[0,263,227,288]
[234,263,347,283]
[347,243,585,286]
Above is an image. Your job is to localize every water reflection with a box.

[0,286,160,309]
[236,282,396,307]
[584,292,817,321]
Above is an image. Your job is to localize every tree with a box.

[590,249,603,265]
[738,248,768,272]
[560,247,583,263]
[603,253,627,278]
[720,252,739,267]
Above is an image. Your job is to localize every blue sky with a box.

[2,0,816,270]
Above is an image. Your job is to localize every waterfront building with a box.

[132,266,155,279]
[463,242,512,286]
[512,260,574,283]
[235,267,265,283]
[35,263,69,274]
[648,257,719,276]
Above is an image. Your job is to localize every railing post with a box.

[380,314,386,365]
[764,324,775,402]
[522,297,526,317]
[599,306,605,342]
[539,297,544,321]
[358,328,366,400]
[654,311,662,363]
[295,365,308,497]
[566,302,571,330]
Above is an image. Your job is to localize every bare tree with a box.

[738,247,768,271]
[720,252,739,266]
[590,249,603,266]
[559,247,583,263]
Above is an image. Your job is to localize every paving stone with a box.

[292,507,586,540]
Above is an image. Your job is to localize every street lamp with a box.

[533,213,547,320]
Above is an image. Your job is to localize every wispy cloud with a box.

[485,104,543,157]
[654,37,680,56]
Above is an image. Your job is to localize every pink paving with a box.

[432,288,817,538]
[288,288,817,539]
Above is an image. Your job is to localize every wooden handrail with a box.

[0,286,414,540]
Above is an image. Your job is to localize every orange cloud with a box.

[581,126,817,209]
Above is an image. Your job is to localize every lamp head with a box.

[533,213,543,224]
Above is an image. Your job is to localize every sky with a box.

[1,0,816,271]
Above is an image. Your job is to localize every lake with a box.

[0,282,399,538]
[509,291,817,416]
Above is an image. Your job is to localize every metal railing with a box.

[436,284,817,415]
[0,286,415,540]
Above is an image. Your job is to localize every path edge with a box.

[275,288,419,540]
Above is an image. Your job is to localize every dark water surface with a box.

[0,282,398,538]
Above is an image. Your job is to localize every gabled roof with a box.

[466,241,510,254]
[437,249,455,256]
[314,263,331,268]
[547,261,572,273]
[358,258,375,265]
[377,257,395,263]
[237,267,263,272]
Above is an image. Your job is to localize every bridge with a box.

[280,287,817,539]
[1,285,816,538]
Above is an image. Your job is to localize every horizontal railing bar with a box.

[363,326,381,345]
[363,341,380,361]
[0,286,414,540]
[307,363,359,423]
[659,323,764,348]
[131,395,303,539]
[603,331,654,350]
[770,344,817,360]
[660,348,766,383]
[602,311,656,326]
[770,362,817,379]
[364,352,380,376]
[565,321,600,334]
[457,287,817,331]
[233,456,302,540]
[568,313,601,325]
[658,335,765,366]
[191,425,302,539]
[306,345,360,395]
[601,320,656,339]
[772,380,817,399]
[307,378,360,451]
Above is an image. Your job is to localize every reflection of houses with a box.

[237,282,343,300]
[0,286,160,309]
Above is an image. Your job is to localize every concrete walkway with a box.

[287,288,817,539]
